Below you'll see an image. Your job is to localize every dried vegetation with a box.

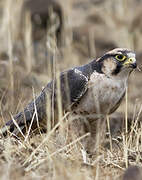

[0,0,142,179]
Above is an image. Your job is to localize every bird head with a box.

[97,48,137,78]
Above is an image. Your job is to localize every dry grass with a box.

[0,0,142,179]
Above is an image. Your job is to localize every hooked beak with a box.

[123,57,137,69]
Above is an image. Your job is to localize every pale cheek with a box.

[102,59,117,75]
[102,63,116,75]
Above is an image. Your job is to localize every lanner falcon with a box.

[0,48,137,137]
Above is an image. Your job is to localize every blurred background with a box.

[0,0,141,126]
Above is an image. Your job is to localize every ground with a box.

[0,0,142,179]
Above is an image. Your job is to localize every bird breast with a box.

[74,72,127,115]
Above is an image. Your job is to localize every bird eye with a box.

[115,54,126,61]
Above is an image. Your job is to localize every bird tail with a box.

[0,112,32,137]
[0,82,58,138]
[0,88,48,138]
[0,109,48,138]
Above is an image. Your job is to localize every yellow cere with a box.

[123,57,135,65]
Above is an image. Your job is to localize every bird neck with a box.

[112,68,132,82]
[77,61,101,79]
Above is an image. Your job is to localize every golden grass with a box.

[0,0,141,179]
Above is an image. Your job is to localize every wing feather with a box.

[0,68,89,136]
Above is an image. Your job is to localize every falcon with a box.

[0,48,137,137]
